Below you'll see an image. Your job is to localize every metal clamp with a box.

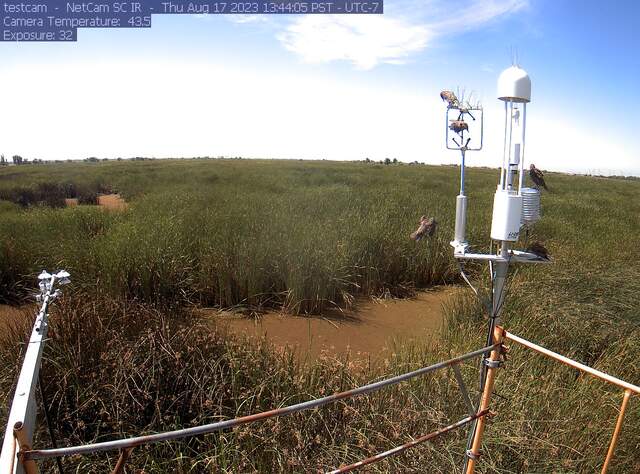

[483,358,503,369]
[466,449,481,460]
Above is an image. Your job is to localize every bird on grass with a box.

[529,164,548,191]
[440,90,459,108]
[526,241,550,260]
[410,216,437,241]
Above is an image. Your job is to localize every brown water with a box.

[206,288,454,364]
[1,287,453,364]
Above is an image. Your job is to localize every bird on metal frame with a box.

[440,90,459,108]
[526,241,550,260]
[449,120,469,134]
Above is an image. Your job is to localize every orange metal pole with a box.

[601,389,632,474]
[111,448,133,474]
[465,326,504,474]
[501,329,640,394]
[14,422,39,474]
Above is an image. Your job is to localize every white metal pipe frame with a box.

[0,271,69,474]
[17,344,498,461]
[1,275,639,472]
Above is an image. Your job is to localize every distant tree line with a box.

[0,155,249,165]
[362,157,425,165]
[1,154,431,167]
[0,154,49,165]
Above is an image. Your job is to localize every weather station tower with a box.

[443,65,550,472]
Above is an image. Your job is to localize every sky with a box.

[1,0,639,176]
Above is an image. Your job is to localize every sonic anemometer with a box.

[443,65,551,472]
[445,65,545,264]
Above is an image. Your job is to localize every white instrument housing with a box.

[491,189,523,241]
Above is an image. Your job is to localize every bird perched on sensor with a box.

[440,90,460,108]
[526,241,550,260]
[449,120,469,134]
[529,164,548,191]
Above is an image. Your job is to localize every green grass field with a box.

[1,159,639,472]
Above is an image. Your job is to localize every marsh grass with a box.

[0,160,471,311]
[1,160,639,472]
[0,293,474,473]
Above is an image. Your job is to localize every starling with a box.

[440,90,459,108]
[529,164,548,191]
[410,216,437,241]
[527,241,550,260]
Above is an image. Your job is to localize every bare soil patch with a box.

[97,194,127,210]
[65,194,127,210]
[207,287,454,364]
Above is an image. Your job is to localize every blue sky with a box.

[1,0,639,175]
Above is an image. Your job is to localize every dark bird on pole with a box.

[526,241,550,260]
[410,216,437,241]
[440,90,459,108]
[529,164,548,191]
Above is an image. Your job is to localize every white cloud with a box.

[526,116,638,176]
[278,15,431,70]
[276,0,528,69]
[429,0,528,34]
[2,59,635,176]
[0,60,439,161]
[467,104,638,176]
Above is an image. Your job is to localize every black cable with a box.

[38,373,64,474]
